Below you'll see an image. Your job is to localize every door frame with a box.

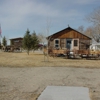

[66,39,72,50]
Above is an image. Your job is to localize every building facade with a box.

[10,37,23,50]
[47,27,91,51]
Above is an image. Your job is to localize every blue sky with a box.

[0,0,100,41]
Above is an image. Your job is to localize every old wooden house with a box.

[10,37,23,50]
[47,27,92,56]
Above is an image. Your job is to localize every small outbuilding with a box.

[9,37,23,51]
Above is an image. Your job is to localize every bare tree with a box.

[86,7,100,42]
[91,25,100,42]
[84,26,93,37]
[77,25,84,33]
[37,33,47,45]
[84,25,100,42]
[86,7,100,25]
[44,18,52,62]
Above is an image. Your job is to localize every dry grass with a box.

[0,51,100,68]
[0,52,100,100]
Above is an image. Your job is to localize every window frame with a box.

[14,40,19,43]
[74,40,78,46]
[54,39,60,48]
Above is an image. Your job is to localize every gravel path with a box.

[0,67,100,100]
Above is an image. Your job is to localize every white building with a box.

[90,43,100,51]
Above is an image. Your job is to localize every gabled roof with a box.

[10,37,23,40]
[47,26,91,40]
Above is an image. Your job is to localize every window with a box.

[74,40,78,46]
[55,40,59,44]
[14,40,19,43]
[55,39,60,48]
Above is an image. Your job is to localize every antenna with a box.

[68,24,70,27]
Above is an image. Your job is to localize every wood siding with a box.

[51,30,90,40]
[10,38,23,48]
[60,39,66,49]
[48,27,91,50]
[79,39,91,50]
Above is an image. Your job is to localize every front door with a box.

[66,39,72,50]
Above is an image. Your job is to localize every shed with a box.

[10,37,23,50]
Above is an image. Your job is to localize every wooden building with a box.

[10,37,23,50]
[47,26,91,51]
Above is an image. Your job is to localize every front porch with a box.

[48,48,100,59]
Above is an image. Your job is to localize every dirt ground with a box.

[0,51,100,100]
[0,67,100,100]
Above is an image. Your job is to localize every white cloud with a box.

[0,0,98,38]
[0,0,59,29]
[74,0,96,5]
[53,0,99,6]
[0,0,31,29]
[0,0,82,31]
